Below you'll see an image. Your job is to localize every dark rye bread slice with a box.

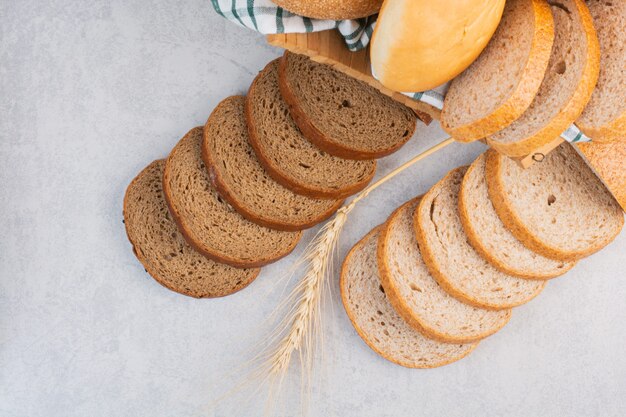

[163,127,302,268]
[202,96,342,231]
[123,160,260,298]
[378,197,511,344]
[487,0,600,157]
[577,0,626,143]
[341,227,478,368]
[246,60,376,199]
[459,153,576,280]
[486,143,624,262]
[278,51,417,160]
[413,168,546,310]
[441,0,554,142]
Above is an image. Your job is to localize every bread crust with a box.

[458,155,576,279]
[202,96,343,232]
[163,128,302,268]
[377,197,511,343]
[576,141,626,211]
[341,227,478,368]
[272,0,382,20]
[484,148,623,261]
[487,0,601,157]
[123,160,261,298]
[245,61,376,199]
[278,52,415,160]
[442,0,554,143]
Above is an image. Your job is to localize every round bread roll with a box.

[371,0,506,92]
[272,0,382,20]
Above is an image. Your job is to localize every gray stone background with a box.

[1,1,625,416]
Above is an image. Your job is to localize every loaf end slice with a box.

[246,60,376,199]
[413,168,546,310]
[378,197,511,344]
[441,0,554,142]
[487,0,600,157]
[123,160,260,298]
[279,52,417,160]
[163,127,302,268]
[576,0,626,143]
[486,143,624,261]
[341,227,477,368]
[202,96,342,231]
[575,141,626,211]
[460,153,576,279]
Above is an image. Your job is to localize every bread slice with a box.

[163,127,302,268]
[413,168,546,310]
[441,0,554,143]
[246,60,376,199]
[487,0,600,157]
[575,141,626,211]
[459,153,576,279]
[378,197,511,343]
[486,143,624,261]
[272,0,382,20]
[202,96,342,231]
[576,0,626,142]
[341,226,478,368]
[123,160,260,298]
[278,52,417,160]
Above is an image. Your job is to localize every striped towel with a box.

[210,0,375,51]
[210,0,591,143]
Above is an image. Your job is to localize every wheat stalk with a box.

[256,137,455,410]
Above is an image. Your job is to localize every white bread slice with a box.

[370,0,505,92]
[413,168,546,310]
[459,153,576,280]
[441,0,554,143]
[341,227,478,368]
[487,0,600,157]
[486,143,624,261]
[577,0,626,142]
[378,197,511,344]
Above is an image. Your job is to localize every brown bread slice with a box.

[378,197,511,344]
[575,141,626,211]
[123,160,260,298]
[486,143,624,261]
[441,0,554,142]
[460,153,576,280]
[487,0,600,157]
[341,227,478,368]
[202,96,342,231]
[163,127,302,268]
[413,168,546,310]
[577,0,626,142]
[278,51,417,160]
[246,60,376,199]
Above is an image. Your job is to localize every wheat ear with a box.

[260,137,455,405]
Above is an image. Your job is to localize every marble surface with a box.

[1,1,625,416]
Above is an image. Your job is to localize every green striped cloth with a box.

[210,0,375,51]
[211,0,590,143]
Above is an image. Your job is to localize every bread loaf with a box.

[441,0,554,142]
[163,127,302,268]
[124,160,260,298]
[341,227,478,368]
[485,143,624,261]
[378,197,511,344]
[487,0,600,157]
[271,0,382,20]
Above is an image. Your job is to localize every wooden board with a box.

[267,30,564,168]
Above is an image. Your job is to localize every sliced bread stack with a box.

[125,54,418,297]
[342,143,623,367]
